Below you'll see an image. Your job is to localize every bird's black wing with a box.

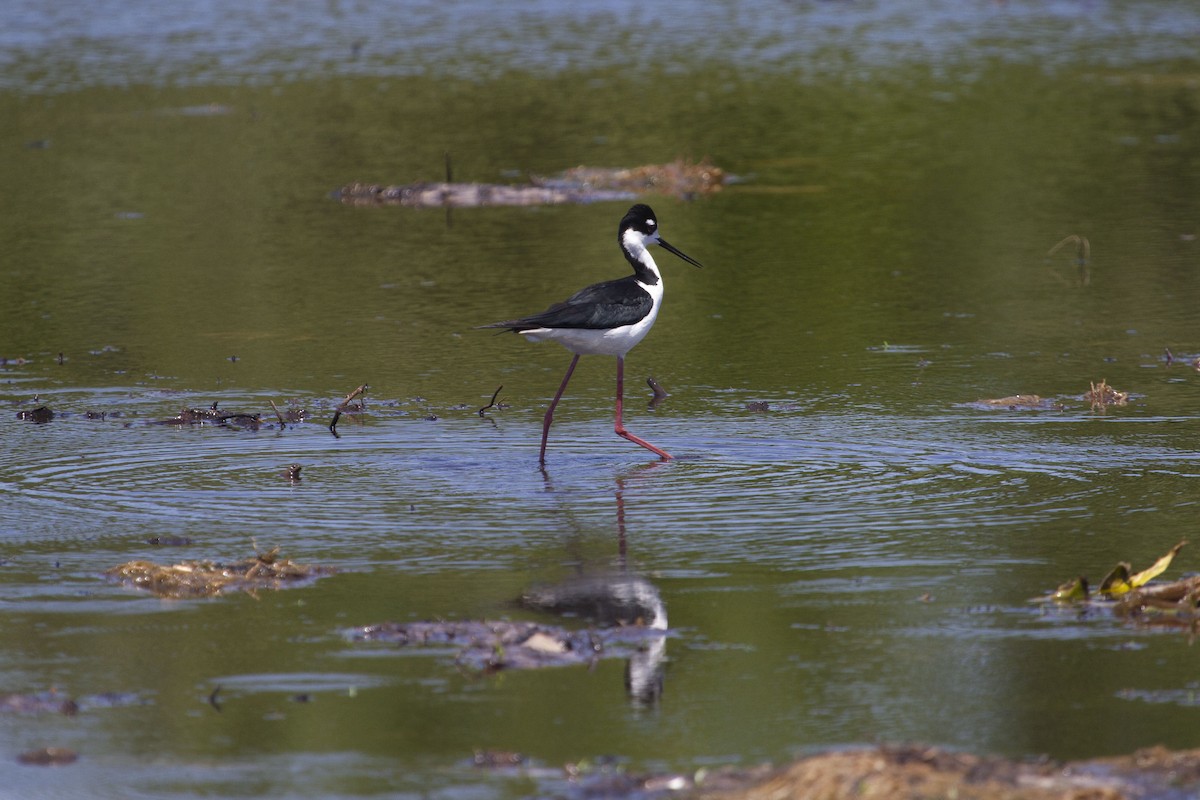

[483,276,652,331]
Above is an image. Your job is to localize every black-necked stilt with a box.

[481,204,702,462]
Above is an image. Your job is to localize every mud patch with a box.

[107,547,335,598]
[337,159,726,207]
[350,619,667,673]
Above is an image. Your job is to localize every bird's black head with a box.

[618,203,703,270]
[620,204,659,239]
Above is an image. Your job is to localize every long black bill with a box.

[657,237,703,269]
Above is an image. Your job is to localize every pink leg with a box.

[540,354,580,463]
[615,356,673,460]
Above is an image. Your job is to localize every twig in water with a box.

[339,384,369,410]
[269,399,287,429]
[647,376,669,409]
[329,383,369,437]
[478,385,503,416]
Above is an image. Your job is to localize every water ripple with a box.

[2,1,1198,91]
[4,395,1199,578]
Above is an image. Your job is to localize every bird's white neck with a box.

[621,229,662,286]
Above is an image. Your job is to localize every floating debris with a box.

[17,406,53,423]
[337,159,726,207]
[473,749,525,768]
[646,377,670,409]
[1048,541,1200,626]
[159,403,216,424]
[152,402,262,429]
[974,384,1128,413]
[338,180,635,207]
[1098,540,1186,597]
[266,399,307,426]
[544,158,726,196]
[350,619,667,673]
[330,383,368,436]
[478,385,505,417]
[146,536,194,547]
[741,400,799,413]
[978,394,1050,410]
[107,547,335,599]
[17,747,77,767]
[1053,541,1184,602]
[1084,378,1128,410]
[0,692,78,717]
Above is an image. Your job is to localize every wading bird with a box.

[481,204,702,462]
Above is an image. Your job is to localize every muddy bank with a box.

[466,743,1200,799]
[693,744,1200,800]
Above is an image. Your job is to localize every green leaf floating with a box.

[1052,576,1089,602]
[1099,540,1186,596]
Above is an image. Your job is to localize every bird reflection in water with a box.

[525,467,669,707]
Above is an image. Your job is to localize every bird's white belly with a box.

[523,301,661,356]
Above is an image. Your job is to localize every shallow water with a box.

[3,1,1200,797]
